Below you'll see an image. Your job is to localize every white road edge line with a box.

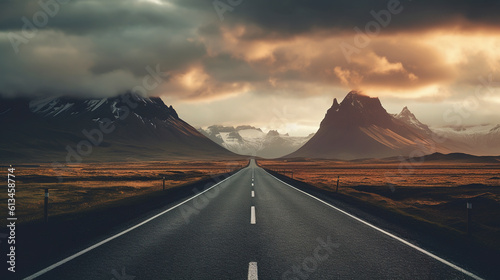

[252,191,255,197]
[265,170,484,280]
[248,262,258,280]
[251,206,256,224]
[23,169,244,280]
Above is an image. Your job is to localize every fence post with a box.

[163,177,165,191]
[467,200,472,235]
[44,188,49,223]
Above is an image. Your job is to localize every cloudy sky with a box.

[1,0,500,136]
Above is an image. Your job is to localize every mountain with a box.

[432,124,500,156]
[259,130,314,158]
[198,125,312,158]
[286,91,452,160]
[199,125,263,147]
[0,93,237,162]
[394,106,432,135]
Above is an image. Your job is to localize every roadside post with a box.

[467,200,472,235]
[163,177,166,191]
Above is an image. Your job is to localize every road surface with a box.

[24,159,482,279]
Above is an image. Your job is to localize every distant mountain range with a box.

[0,93,236,162]
[2,90,498,162]
[286,91,499,160]
[432,124,500,156]
[198,125,313,158]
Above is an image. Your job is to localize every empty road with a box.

[23,159,482,279]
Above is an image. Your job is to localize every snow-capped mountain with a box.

[394,106,432,135]
[432,124,500,156]
[198,125,313,158]
[0,93,236,162]
[287,91,452,160]
[28,94,178,121]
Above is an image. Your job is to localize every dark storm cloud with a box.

[86,28,206,76]
[0,0,195,34]
[0,0,211,98]
[1,0,499,100]
[202,53,266,83]
[199,0,500,36]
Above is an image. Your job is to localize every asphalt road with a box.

[24,159,482,279]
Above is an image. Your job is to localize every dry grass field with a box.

[259,159,500,248]
[0,160,248,223]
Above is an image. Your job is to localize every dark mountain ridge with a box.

[0,93,236,162]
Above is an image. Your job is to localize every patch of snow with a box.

[90,98,107,111]
[52,103,74,117]
[29,96,58,113]
[238,129,266,139]
[433,124,497,135]
[202,126,311,158]
[133,113,146,124]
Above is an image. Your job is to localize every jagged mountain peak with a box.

[345,90,365,97]
[340,91,382,108]
[328,91,381,112]
[395,106,415,119]
[394,106,430,133]
[332,98,339,110]
[266,130,280,137]
[396,106,415,118]
[321,91,390,128]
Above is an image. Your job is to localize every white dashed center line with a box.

[251,206,256,224]
[248,262,258,280]
[251,191,255,197]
